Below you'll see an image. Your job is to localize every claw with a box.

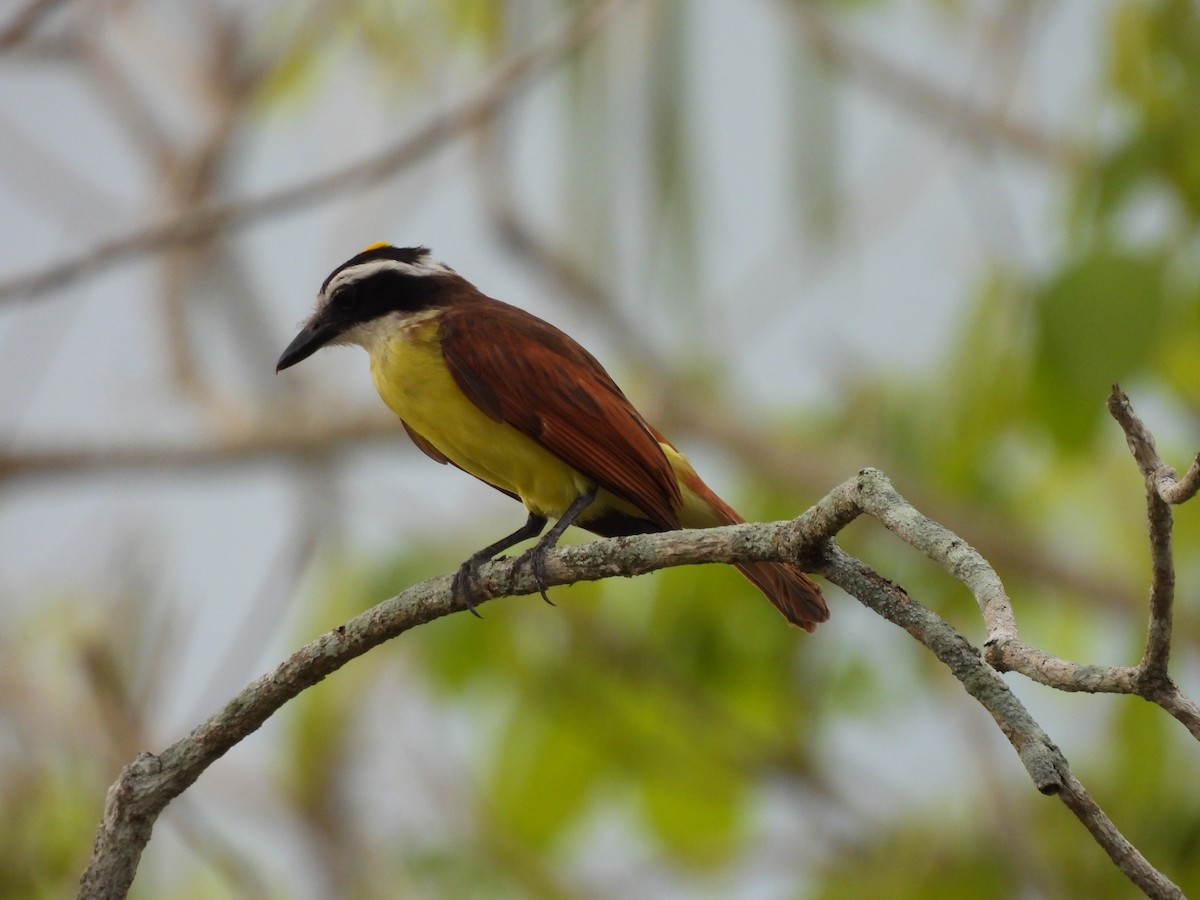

[514,543,556,605]
[451,557,486,618]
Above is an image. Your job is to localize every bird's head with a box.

[276,243,460,371]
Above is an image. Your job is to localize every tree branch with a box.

[1107,385,1200,505]
[821,545,1179,899]
[0,0,72,50]
[79,461,1187,899]
[0,0,640,304]
[1109,383,1178,680]
[791,0,1081,168]
[0,411,400,484]
[984,386,1200,742]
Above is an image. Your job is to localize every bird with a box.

[276,243,829,631]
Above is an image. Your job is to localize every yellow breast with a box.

[366,316,592,518]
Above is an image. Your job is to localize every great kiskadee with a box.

[276,244,829,631]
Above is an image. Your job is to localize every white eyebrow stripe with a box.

[323,257,454,299]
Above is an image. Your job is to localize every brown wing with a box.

[402,418,521,502]
[402,419,450,464]
[438,295,681,528]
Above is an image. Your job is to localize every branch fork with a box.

[80,387,1196,900]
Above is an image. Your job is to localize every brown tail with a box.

[733,560,828,633]
[666,447,830,631]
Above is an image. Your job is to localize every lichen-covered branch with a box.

[1107,384,1180,683]
[859,384,1200,746]
[817,545,1181,900]
[79,457,1189,899]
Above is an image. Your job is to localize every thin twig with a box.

[0,0,640,304]
[791,0,1080,167]
[1107,385,1173,489]
[1055,770,1184,900]
[1105,383,1200,501]
[1106,386,1177,679]
[1164,456,1200,505]
[0,0,72,50]
[0,411,401,484]
[1106,385,1179,679]
[1106,384,1200,740]
[984,386,1200,744]
[1140,481,1175,680]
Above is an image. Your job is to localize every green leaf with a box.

[1031,249,1166,449]
[485,700,604,851]
[639,759,743,866]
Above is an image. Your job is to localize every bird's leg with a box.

[515,485,599,605]
[453,512,547,617]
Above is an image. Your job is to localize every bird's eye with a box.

[330,282,359,310]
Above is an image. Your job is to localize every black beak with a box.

[276,320,341,372]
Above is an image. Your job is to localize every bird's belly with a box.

[369,328,589,518]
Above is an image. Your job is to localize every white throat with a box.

[336,308,443,356]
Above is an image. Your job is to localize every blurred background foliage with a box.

[2,0,1199,897]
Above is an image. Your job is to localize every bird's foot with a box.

[514,540,555,606]
[452,511,552,618]
[512,487,595,607]
[451,555,488,618]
